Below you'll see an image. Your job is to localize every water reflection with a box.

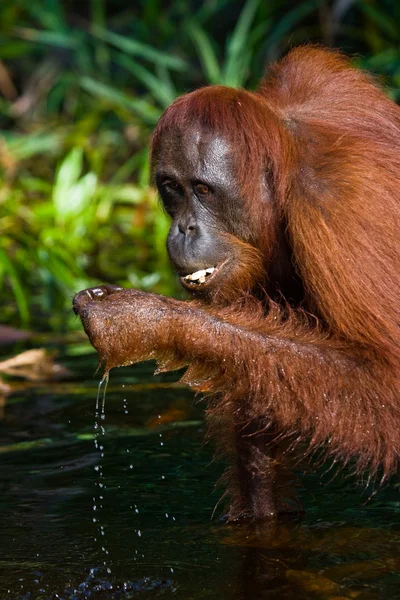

[0,343,399,598]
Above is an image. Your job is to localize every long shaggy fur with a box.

[75,46,400,521]
[152,46,400,507]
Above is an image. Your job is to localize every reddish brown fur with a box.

[74,47,400,521]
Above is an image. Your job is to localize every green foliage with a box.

[0,0,399,330]
[0,139,174,330]
[187,0,264,87]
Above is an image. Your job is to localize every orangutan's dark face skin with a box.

[154,124,259,298]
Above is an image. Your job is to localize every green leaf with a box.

[53,149,98,224]
[90,24,187,71]
[15,26,80,49]
[79,76,161,123]
[186,21,221,85]
[53,148,83,217]
[117,55,176,107]
[34,0,68,31]
[223,0,261,87]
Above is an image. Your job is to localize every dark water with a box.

[1,339,400,600]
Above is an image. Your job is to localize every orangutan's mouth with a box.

[179,264,223,288]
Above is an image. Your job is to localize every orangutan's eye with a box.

[162,178,181,193]
[194,183,212,197]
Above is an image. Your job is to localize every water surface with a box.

[1,339,400,599]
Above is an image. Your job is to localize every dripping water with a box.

[122,390,145,558]
[157,414,176,537]
[93,374,111,575]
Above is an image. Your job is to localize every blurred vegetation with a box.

[0,0,399,331]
